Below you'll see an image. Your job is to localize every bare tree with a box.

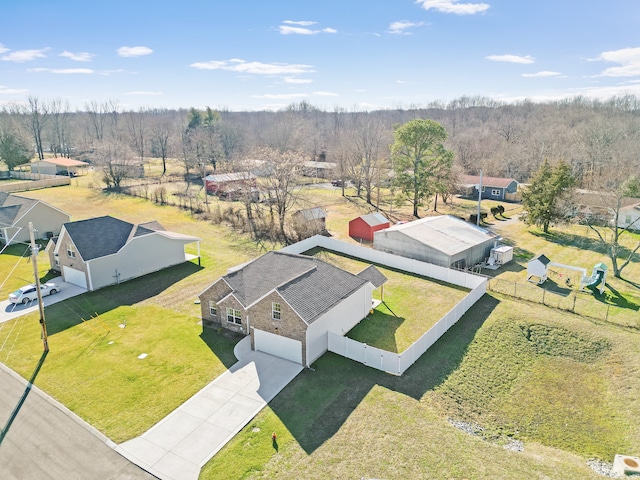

[150,116,174,175]
[27,96,49,161]
[92,140,136,192]
[125,109,148,163]
[50,99,72,158]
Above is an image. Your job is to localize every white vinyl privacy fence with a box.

[281,235,486,375]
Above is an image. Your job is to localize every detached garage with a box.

[349,213,390,242]
[373,215,497,269]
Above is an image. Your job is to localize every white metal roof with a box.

[379,215,496,256]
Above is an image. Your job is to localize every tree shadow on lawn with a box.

[597,283,640,311]
[44,261,203,336]
[531,230,639,264]
[269,294,500,454]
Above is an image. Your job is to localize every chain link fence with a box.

[486,277,621,323]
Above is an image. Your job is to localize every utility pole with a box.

[29,222,49,352]
[477,169,483,226]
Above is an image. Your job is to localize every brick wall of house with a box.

[55,231,89,277]
[216,295,248,335]
[248,291,308,365]
[199,279,233,328]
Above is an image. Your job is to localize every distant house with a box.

[349,213,390,242]
[619,201,640,230]
[0,193,70,245]
[373,215,497,269]
[204,172,256,196]
[24,158,89,177]
[292,207,327,234]
[301,161,337,178]
[458,174,519,201]
[198,251,386,366]
[47,216,200,291]
[571,190,640,230]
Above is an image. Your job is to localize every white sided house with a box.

[47,216,200,291]
[373,215,497,269]
[619,201,640,231]
[199,251,386,367]
[0,192,70,245]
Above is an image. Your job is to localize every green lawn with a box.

[308,249,469,352]
[201,294,639,480]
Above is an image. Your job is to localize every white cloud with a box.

[279,25,317,35]
[486,54,535,64]
[284,77,313,84]
[388,21,425,35]
[313,91,338,96]
[416,0,490,15]
[522,71,561,77]
[278,22,337,35]
[117,46,153,57]
[594,47,640,77]
[0,85,28,95]
[283,20,317,26]
[0,44,9,54]
[1,49,48,62]
[60,50,94,62]
[251,93,310,99]
[190,59,315,75]
[29,68,94,74]
[124,91,163,95]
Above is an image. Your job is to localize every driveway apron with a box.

[116,336,303,480]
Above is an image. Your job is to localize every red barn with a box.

[349,213,390,242]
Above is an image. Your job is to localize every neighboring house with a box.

[349,213,390,242]
[204,172,256,195]
[458,174,519,201]
[619,202,640,230]
[292,207,328,233]
[373,215,497,269]
[0,192,70,245]
[46,216,200,291]
[571,190,640,230]
[199,251,386,366]
[24,158,89,176]
[301,161,337,178]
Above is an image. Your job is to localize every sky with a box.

[1,0,639,112]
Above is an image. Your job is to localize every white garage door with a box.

[63,266,87,289]
[253,329,303,364]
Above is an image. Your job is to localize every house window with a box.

[54,257,60,267]
[67,244,76,258]
[209,302,217,317]
[625,214,632,225]
[491,189,501,196]
[272,302,281,320]
[226,308,242,325]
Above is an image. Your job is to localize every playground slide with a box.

[586,269,605,293]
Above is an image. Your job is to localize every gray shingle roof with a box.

[64,216,159,261]
[0,193,38,226]
[356,265,387,288]
[531,254,550,265]
[223,251,367,324]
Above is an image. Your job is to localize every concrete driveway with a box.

[117,337,303,480]
[0,276,87,324]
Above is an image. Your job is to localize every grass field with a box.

[1,180,639,479]
[201,295,640,480]
[308,248,469,352]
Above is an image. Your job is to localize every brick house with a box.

[198,251,386,366]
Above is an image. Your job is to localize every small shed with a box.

[204,172,256,195]
[292,207,327,233]
[527,254,551,284]
[349,213,390,242]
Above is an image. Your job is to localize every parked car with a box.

[331,179,343,187]
[9,282,60,304]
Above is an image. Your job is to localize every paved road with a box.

[0,276,87,324]
[117,337,303,480]
[0,363,157,480]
